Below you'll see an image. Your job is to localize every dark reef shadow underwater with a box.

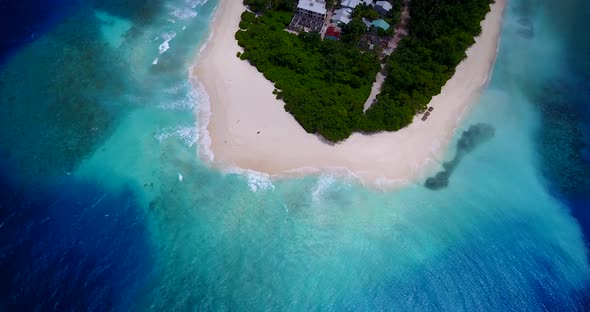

[424,123,496,190]
[423,0,590,235]
[0,1,157,310]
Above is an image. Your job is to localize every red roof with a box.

[325,25,341,39]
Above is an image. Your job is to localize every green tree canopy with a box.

[238,0,494,141]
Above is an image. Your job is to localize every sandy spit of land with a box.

[192,0,506,187]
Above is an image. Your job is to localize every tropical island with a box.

[235,0,494,142]
[193,0,505,185]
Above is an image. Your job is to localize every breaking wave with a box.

[154,125,198,147]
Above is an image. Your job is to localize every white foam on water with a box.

[159,86,199,111]
[311,175,336,202]
[167,0,200,22]
[165,82,187,94]
[187,0,208,8]
[189,78,214,163]
[178,173,183,182]
[244,170,275,192]
[247,172,275,192]
[159,32,177,54]
[153,58,159,65]
[177,126,199,147]
[171,8,198,20]
[284,166,365,184]
[154,125,199,147]
[222,166,276,192]
[184,2,224,164]
[159,99,194,110]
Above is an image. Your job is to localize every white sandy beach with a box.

[193,0,506,186]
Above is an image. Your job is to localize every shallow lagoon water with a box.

[0,0,589,310]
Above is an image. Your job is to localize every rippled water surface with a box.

[0,0,589,310]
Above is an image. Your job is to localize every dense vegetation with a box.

[236,11,380,141]
[352,3,401,28]
[367,0,494,132]
[237,0,494,142]
[243,0,297,13]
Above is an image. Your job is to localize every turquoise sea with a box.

[1,0,589,310]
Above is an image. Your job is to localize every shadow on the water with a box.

[424,123,495,190]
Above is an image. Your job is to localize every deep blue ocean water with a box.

[0,0,589,310]
[0,0,80,64]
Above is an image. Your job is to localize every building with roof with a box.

[371,19,390,30]
[290,0,327,32]
[374,1,393,14]
[332,7,352,25]
[340,0,372,9]
[340,0,360,9]
[297,0,327,16]
[325,25,342,40]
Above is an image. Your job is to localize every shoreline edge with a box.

[192,0,507,188]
